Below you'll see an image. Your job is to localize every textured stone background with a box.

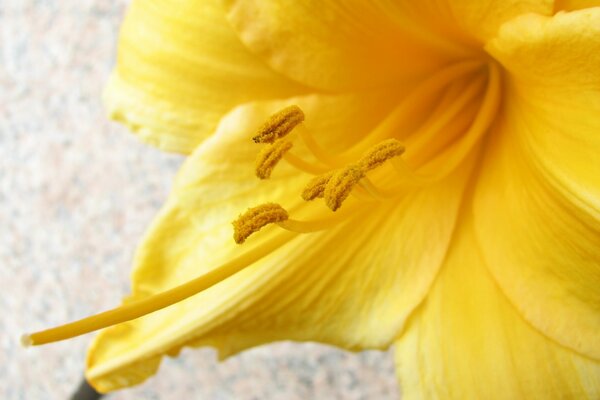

[0,0,399,399]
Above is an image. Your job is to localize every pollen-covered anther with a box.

[358,139,406,172]
[301,171,334,201]
[252,105,305,144]
[255,139,293,179]
[324,166,365,211]
[232,203,289,244]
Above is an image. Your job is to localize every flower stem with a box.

[70,378,104,400]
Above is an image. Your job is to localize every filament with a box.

[283,152,329,175]
[22,232,297,346]
[405,73,485,159]
[277,205,359,233]
[366,62,502,197]
[296,60,484,168]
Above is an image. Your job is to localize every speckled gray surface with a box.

[1,1,399,399]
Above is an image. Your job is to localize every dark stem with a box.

[70,378,104,400]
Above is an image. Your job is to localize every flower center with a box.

[23,59,502,346]
[234,59,502,243]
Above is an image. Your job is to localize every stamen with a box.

[306,60,484,166]
[404,74,485,163]
[364,62,502,198]
[357,139,405,172]
[255,139,293,179]
[232,203,289,244]
[277,205,359,233]
[252,105,304,144]
[283,152,329,175]
[22,232,297,345]
[301,171,334,201]
[420,62,501,178]
[324,166,365,211]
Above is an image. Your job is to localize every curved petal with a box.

[222,0,551,91]
[105,0,308,154]
[474,9,600,360]
[85,92,478,392]
[394,218,600,400]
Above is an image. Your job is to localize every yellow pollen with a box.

[252,105,305,144]
[255,139,293,179]
[324,166,365,211]
[358,139,405,171]
[301,171,334,201]
[232,203,289,244]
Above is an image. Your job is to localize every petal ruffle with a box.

[85,92,478,392]
[394,218,600,400]
[105,0,308,154]
[474,9,600,360]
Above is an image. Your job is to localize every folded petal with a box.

[85,91,478,392]
[222,0,552,91]
[474,9,600,360]
[394,218,600,400]
[105,0,307,154]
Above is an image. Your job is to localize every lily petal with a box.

[476,9,600,360]
[555,0,600,11]
[85,92,478,392]
[443,0,552,41]
[222,0,552,91]
[223,0,471,91]
[394,218,600,400]
[104,0,307,154]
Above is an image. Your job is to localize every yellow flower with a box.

[25,0,600,398]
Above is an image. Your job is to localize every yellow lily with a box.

[25,0,600,398]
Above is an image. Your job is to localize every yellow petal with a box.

[474,9,600,360]
[440,0,553,41]
[555,0,600,11]
[224,0,475,91]
[394,218,600,400]
[85,92,478,392]
[105,0,307,154]
[222,0,552,91]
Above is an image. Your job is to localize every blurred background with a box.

[0,0,399,398]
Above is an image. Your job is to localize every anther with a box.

[324,166,365,211]
[358,139,405,172]
[253,105,305,144]
[232,203,289,244]
[255,139,293,179]
[301,171,334,201]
